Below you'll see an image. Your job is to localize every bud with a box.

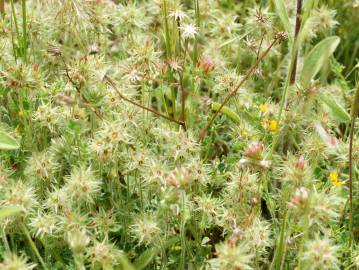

[244,142,264,159]
[290,187,308,207]
[296,156,305,171]
[196,54,215,74]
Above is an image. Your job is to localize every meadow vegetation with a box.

[0,0,359,269]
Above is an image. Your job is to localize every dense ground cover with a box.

[0,0,359,269]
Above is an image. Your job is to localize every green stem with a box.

[162,0,171,58]
[296,195,312,269]
[348,83,359,253]
[270,208,288,270]
[21,223,48,270]
[21,0,27,62]
[180,191,186,270]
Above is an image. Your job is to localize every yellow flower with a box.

[329,171,342,187]
[333,180,342,187]
[15,124,20,134]
[329,171,338,182]
[18,110,25,117]
[260,104,267,113]
[269,120,278,132]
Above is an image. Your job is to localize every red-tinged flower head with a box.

[296,156,305,171]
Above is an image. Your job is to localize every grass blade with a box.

[272,0,293,43]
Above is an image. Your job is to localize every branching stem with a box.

[348,83,359,250]
[105,76,186,129]
[290,0,303,85]
[198,34,284,142]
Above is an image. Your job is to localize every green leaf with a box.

[133,237,179,270]
[0,131,20,150]
[211,102,240,124]
[321,94,350,123]
[0,206,23,221]
[314,122,330,145]
[117,253,135,270]
[273,0,292,42]
[300,36,340,86]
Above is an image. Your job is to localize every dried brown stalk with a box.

[61,57,103,120]
[0,0,5,15]
[289,0,303,85]
[198,33,285,142]
[105,76,186,129]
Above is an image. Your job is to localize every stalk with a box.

[348,83,359,251]
[193,0,200,65]
[179,191,186,270]
[10,0,21,44]
[106,76,186,129]
[290,0,303,85]
[21,223,48,270]
[162,0,171,58]
[198,33,285,142]
[268,0,309,159]
[0,0,4,16]
[21,0,27,62]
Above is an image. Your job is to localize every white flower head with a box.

[181,23,198,40]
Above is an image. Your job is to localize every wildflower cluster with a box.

[0,0,357,269]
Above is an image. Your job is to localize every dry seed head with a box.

[0,253,36,270]
[301,236,339,270]
[65,166,101,205]
[29,213,58,238]
[210,241,254,270]
[67,228,90,254]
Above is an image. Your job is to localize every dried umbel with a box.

[0,253,36,270]
[87,241,123,269]
[67,228,90,253]
[210,240,254,270]
[300,236,340,270]
[130,216,161,246]
[64,166,101,205]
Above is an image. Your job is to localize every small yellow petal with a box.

[329,171,338,182]
[18,110,25,117]
[260,104,267,113]
[269,120,278,131]
[334,180,342,187]
[15,124,20,134]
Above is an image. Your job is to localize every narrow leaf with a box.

[0,206,23,221]
[211,102,240,124]
[273,0,292,42]
[134,237,179,270]
[0,131,19,150]
[300,36,340,86]
[117,253,135,270]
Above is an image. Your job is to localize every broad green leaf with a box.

[211,102,240,124]
[315,122,330,145]
[321,94,350,123]
[117,253,135,270]
[300,36,340,86]
[273,0,292,42]
[0,206,23,221]
[0,131,19,150]
[134,237,179,270]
